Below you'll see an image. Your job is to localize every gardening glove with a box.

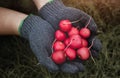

[19,14,84,73]
[38,0,102,73]
[19,14,59,72]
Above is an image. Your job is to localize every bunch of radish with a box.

[51,17,94,64]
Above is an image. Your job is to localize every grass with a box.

[0,0,120,78]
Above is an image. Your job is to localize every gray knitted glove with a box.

[20,14,59,72]
[38,0,102,57]
[38,0,102,73]
[20,14,85,73]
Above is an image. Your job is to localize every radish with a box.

[65,48,76,61]
[64,38,70,46]
[59,18,82,32]
[81,38,88,47]
[59,20,72,32]
[79,28,91,38]
[55,30,66,41]
[51,17,95,64]
[53,41,65,51]
[77,47,90,60]
[79,17,91,38]
[77,38,95,60]
[69,34,82,49]
[51,51,66,64]
[68,27,79,36]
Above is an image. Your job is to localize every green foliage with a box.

[0,0,120,78]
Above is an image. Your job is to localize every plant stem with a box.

[64,39,73,52]
[51,39,57,53]
[71,17,83,24]
[85,16,92,28]
[88,38,96,50]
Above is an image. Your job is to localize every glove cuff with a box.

[19,14,43,39]
[39,0,65,18]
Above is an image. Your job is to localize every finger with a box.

[90,49,99,58]
[88,17,97,35]
[88,36,102,52]
[37,51,59,72]
[72,62,85,72]
[45,45,60,72]
[87,36,102,58]
[60,61,80,73]
[30,43,59,72]
[38,48,59,72]
[42,57,59,72]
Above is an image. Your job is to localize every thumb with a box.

[30,42,59,72]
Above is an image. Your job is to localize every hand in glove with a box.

[38,0,102,73]
[20,14,85,73]
[20,15,59,72]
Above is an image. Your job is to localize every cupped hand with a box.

[38,0,102,73]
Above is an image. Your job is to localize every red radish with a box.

[79,17,92,38]
[68,27,79,36]
[81,38,88,47]
[69,34,82,49]
[53,41,65,51]
[79,28,91,38]
[51,51,66,64]
[65,48,76,61]
[55,30,66,41]
[51,17,95,64]
[64,38,70,46]
[77,47,90,60]
[59,20,72,32]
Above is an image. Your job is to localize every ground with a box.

[0,0,120,78]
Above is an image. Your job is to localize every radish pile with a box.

[51,17,94,64]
